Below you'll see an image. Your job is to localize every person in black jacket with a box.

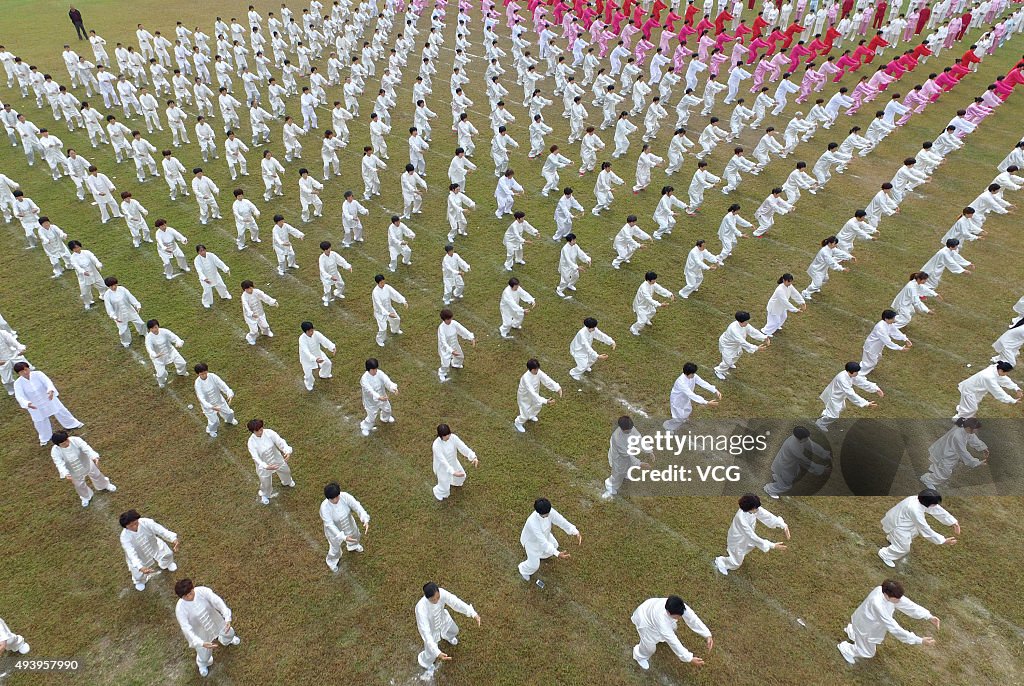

[68,5,86,40]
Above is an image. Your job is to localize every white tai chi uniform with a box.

[630,280,672,335]
[859,319,908,376]
[816,371,879,431]
[667,373,717,429]
[432,434,477,500]
[515,369,561,429]
[174,586,239,673]
[372,284,407,346]
[763,282,805,336]
[14,370,83,445]
[194,251,231,307]
[359,369,398,434]
[569,326,614,380]
[713,321,767,378]
[320,492,369,568]
[299,331,336,391]
[517,507,578,578]
[678,245,720,298]
[612,222,651,268]
[191,175,221,224]
[415,589,477,669]
[145,328,187,387]
[120,517,177,587]
[603,424,646,498]
[437,319,475,382]
[241,289,276,344]
[51,436,113,504]
[631,598,711,665]
[764,434,830,497]
[878,495,958,565]
[954,365,1020,419]
[194,372,235,436]
[714,506,787,573]
[921,425,987,489]
[247,428,295,499]
[0,330,28,395]
[499,286,535,337]
[442,251,471,304]
[0,618,29,655]
[104,285,145,347]
[837,586,933,663]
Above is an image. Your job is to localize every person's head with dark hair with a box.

[880,579,904,600]
[739,493,761,512]
[247,418,264,434]
[845,361,861,375]
[324,482,341,500]
[996,361,1014,374]
[735,311,751,324]
[617,416,634,432]
[194,362,209,375]
[534,497,552,515]
[664,595,687,617]
[918,489,942,507]
[526,358,540,372]
[13,361,30,376]
[175,578,196,599]
[583,317,598,329]
[119,509,142,529]
[51,431,70,446]
[793,426,810,440]
[423,582,440,601]
[645,271,658,282]
[682,362,698,376]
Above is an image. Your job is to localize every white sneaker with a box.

[877,549,895,568]
[167,563,178,572]
[261,496,271,505]
[600,491,614,501]
[714,557,729,575]
[134,582,146,591]
[634,655,650,670]
[520,573,530,581]
[231,636,241,645]
[106,483,117,492]
[360,427,370,437]
[327,558,339,572]
[17,643,30,654]
[449,637,458,645]
[514,422,525,433]
[81,497,91,507]
[199,666,209,677]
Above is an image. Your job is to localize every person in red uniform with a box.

[956,11,971,40]
[751,12,769,38]
[685,0,700,26]
[782,22,805,50]
[961,45,982,71]
[714,10,734,34]
[866,31,890,62]
[872,1,888,29]
[842,0,855,19]
[915,5,931,35]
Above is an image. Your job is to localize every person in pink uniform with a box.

[795,62,824,102]
[709,48,730,76]
[697,29,716,61]
[747,35,771,63]
[789,41,814,71]
[845,75,873,114]
[767,49,791,81]
[817,56,841,84]
[834,50,861,81]
[750,55,770,91]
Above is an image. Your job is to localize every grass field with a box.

[0,1,1022,684]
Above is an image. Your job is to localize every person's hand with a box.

[784,525,791,540]
[866,401,878,408]
[453,471,466,478]
[597,353,609,361]
[173,538,181,552]
[27,403,37,410]
[953,522,961,535]
[942,537,957,545]
[438,653,452,661]
[404,302,409,309]
[876,388,885,398]
[930,616,941,630]
[557,550,571,559]
[474,614,482,627]
[576,532,583,545]
[690,657,705,666]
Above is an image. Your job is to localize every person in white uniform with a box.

[193,245,231,308]
[630,271,674,336]
[319,481,370,571]
[359,358,398,437]
[119,509,179,591]
[13,363,84,445]
[145,319,187,388]
[174,579,241,678]
[246,418,295,504]
[298,321,336,391]
[103,277,146,347]
[431,423,479,500]
[437,309,475,383]
[877,490,959,568]
[837,580,938,664]
[763,426,831,498]
[666,362,720,430]
[921,418,988,490]
[713,311,769,379]
[602,415,652,500]
[859,310,911,376]
[50,431,115,507]
[241,281,277,345]
[714,493,789,574]
[514,359,562,432]
[193,362,236,438]
[371,274,408,347]
[568,317,615,381]
[815,362,883,432]
[0,617,31,655]
[953,362,1020,419]
[415,581,481,675]
[67,241,106,309]
[517,497,580,580]
[630,596,712,670]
